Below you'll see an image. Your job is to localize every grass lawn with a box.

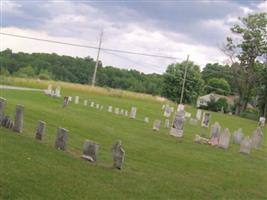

[0,80,266,200]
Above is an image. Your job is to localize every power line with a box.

[0,32,183,60]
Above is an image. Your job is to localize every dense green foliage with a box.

[162,61,204,103]
[0,82,266,199]
[204,78,231,95]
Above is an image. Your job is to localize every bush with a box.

[38,69,52,80]
[207,97,228,112]
[14,66,35,78]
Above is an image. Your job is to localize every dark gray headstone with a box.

[35,121,46,140]
[239,136,252,155]
[81,140,99,162]
[13,104,24,133]
[233,128,244,144]
[251,128,263,150]
[218,128,231,149]
[55,128,68,151]
[0,97,6,127]
[111,140,125,170]
[170,110,185,137]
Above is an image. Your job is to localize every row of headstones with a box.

[194,122,263,155]
[44,84,61,98]
[0,97,125,170]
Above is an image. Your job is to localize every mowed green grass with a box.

[0,86,266,200]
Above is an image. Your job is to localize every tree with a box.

[224,13,267,114]
[14,65,36,77]
[202,63,232,83]
[162,60,204,103]
[204,78,231,95]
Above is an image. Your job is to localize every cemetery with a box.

[0,79,266,199]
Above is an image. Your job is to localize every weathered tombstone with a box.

[74,96,79,104]
[13,105,24,133]
[0,97,6,126]
[218,128,231,149]
[233,128,244,144]
[125,110,128,116]
[144,117,149,123]
[2,116,14,129]
[55,86,61,98]
[189,118,198,126]
[164,106,172,118]
[55,128,68,151]
[196,109,202,121]
[111,140,125,170]
[209,122,221,146]
[240,137,252,155]
[177,104,184,111]
[130,107,137,119]
[35,121,46,140]
[185,112,191,118]
[153,120,161,131]
[81,140,99,162]
[108,106,113,113]
[68,96,72,102]
[251,128,263,150]
[195,134,209,144]
[96,104,100,109]
[114,107,119,115]
[44,84,52,96]
[62,96,69,108]
[165,119,170,128]
[120,109,124,115]
[201,112,211,128]
[259,117,266,127]
[83,100,88,106]
[90,102,94,107]
[170,110,185,138]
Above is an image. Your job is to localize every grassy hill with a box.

[0,78,266,199]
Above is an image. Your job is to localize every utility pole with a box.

[91,31,103,86]
[179,55,190,104]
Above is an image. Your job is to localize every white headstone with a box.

[54,86,61,98]
[75,96,79,104]
[83,100,88,106]
[130,107,137,119]
[90,102,94,107]
[251,128,263,150]
[164,106,172,118]
[114,108,119,115]
[196,109,202,121]
[218,128,231,149]
[239,137,252,155]
[96,104,100,109]
[233,128,244,144]
[177,104,185,111]
[68,96,72,102]
[259,117,266,127]
[185,112,191,118]
[125,110,128,116]
[144,117,149,123]
[44,84,53,95]
[170,110,185,138]
[108,106,113,113]
[165,119,170,128]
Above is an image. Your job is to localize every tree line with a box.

[0,13,266,118]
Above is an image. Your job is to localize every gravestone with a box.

[55,127,68,151]
[218,128,230,149]
[0,97,6,127]
[2,115,14,129]
[209,122,221,146]
[251,128,263,150]
[81,140,99,162]
[108,106,113,113]
[111,140,125,170]
[144,117,149,123]
[177,104,184,111]
[201,112,211,128]
[165,119,170,128]
[120,109,124,115]
[153,120,161,131]
[125,110,128,116]
[130,107,137,119]
[13,105,24,133]
[44,84,52,96]
[55,86,61,98]
[164,106,172,118]
[195,134,209,144]
[233,128,244,144]
[75,96,79,104]
[62,96,69,108]
[259,117,266,127]
[189,118,198,126]
[35,121,46,140]
[196,109,202,121]
[96,104,100,109]
[239,137,252,155]
[185,112,191,118]
[114,108,119,115]
[90,102,94,107]
[83,100,88,106]
[162,104,166,110]
[68,96,72,102]
[170,110,185,138]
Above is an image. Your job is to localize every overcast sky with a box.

[1,0,266,73]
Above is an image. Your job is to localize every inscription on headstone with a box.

[164,106,172,118]
[170,110,185,138]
